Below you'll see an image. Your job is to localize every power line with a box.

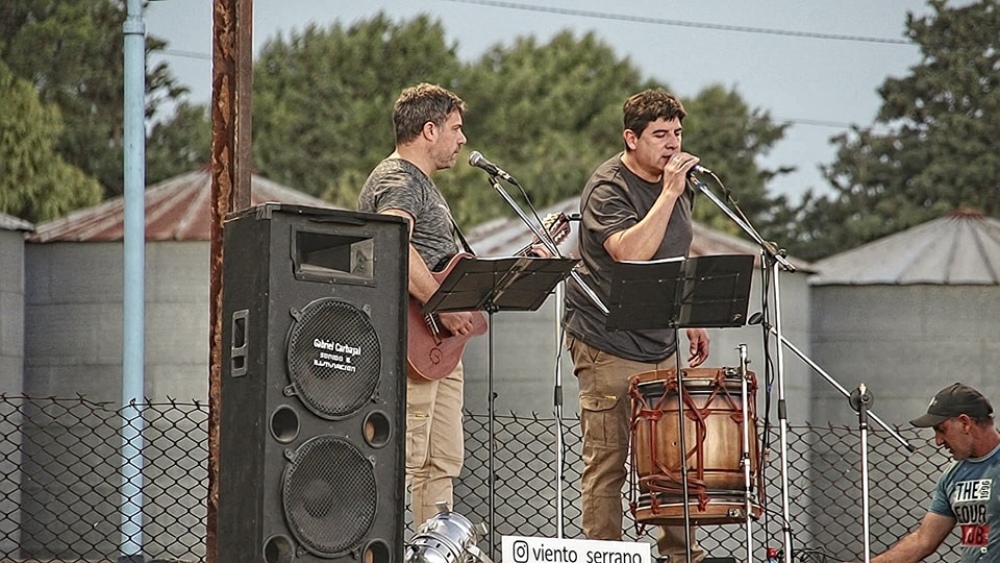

[150,65,889,134]
[158,49,212,60]
[439,0,914,45]
[153,2,913,62]
[149,4,905,134]
[776,117,887,131]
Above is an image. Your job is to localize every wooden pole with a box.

[208,0,252,560]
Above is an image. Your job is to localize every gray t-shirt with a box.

[563,153,694,362]
[358,158,458,272]
[929,442,1000,562]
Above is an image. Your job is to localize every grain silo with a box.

[807,209,1000,559]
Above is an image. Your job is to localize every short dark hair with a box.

[393,83,466,144]
[622,89,686,137]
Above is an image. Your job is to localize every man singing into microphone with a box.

[358,83,474,527]
[563,89,710,562]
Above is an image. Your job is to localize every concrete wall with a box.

[24,240,210,402]
[21,240,209,559]
[810,285,1000,427]
[807,284,1000,557]
[0,229,26,395]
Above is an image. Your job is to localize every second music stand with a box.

[606,254,754,331]
[423,254,578,558]
[606,254,755,563]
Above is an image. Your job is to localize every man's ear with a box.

[956,414,973,431]
[623,129,638,150]
[421,120,437,142]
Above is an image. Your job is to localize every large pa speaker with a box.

[218,203,408,563]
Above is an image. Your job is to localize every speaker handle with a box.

[230,309,249,377]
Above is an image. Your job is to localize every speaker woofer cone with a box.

[286,298,381,419]
[283,435,377,557]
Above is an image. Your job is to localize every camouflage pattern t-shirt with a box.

[358,158,458,272]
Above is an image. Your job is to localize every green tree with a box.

[146,101,211,185]
[252,13,463,203]
[1,0,187,198]
[249,13,793,236]
[682,85,791,239]
[0,60,102,223]
[790,0,1000,260]
[453,33,792,233]
[445,31,642,226]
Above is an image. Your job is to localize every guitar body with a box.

[407,254,488,381]
[406,213,570,381]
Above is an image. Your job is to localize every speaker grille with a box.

[287,298,381,418]
[283,436,377,557]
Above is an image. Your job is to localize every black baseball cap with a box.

[910,383,994,427]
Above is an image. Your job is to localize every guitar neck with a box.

[514,217,567,257]
[512,240,537,257]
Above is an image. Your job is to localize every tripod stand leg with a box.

[738,344,756,563]
[487,309,497,560]
[671,329,695,563]
[553,282,567,538]
[851,384,875,563]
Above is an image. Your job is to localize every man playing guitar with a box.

[358,83,473,527]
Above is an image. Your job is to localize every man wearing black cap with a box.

[866,382,1000,562]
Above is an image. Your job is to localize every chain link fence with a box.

[0,395,953,562]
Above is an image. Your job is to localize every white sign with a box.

[502,535,652,563]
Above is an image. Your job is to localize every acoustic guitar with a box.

[407,213,571,381]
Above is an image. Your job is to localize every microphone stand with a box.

[757,310,912,563]
[850,384,874,563]
[482,172,608,544]
[687,172,912,563]
[688,172,798,562]
[485,175,608,315]
[553,282,566,538]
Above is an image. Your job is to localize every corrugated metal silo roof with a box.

[810,209,1000,286]
[27,168,337,243]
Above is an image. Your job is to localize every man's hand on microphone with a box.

[662,152,699,199]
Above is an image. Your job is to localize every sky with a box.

[144,0,936,203]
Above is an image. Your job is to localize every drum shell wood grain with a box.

[629,367,761,525]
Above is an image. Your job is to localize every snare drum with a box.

[628,367,761,525]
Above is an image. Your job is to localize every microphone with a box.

[687,164,713,176]
[468,151,515,182]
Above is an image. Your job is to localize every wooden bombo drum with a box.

[629,367,762,525]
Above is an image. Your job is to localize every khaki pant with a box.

[405,361,465,527]
[567,336,705,563]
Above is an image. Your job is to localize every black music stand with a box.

[423,254,578,557]
[606,254,754,330]
[606,254,754,563]
[424,255,578,315]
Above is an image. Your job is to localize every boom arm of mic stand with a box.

[760,322,915,452]
[486,175,609,315]
[688,176,796,273]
